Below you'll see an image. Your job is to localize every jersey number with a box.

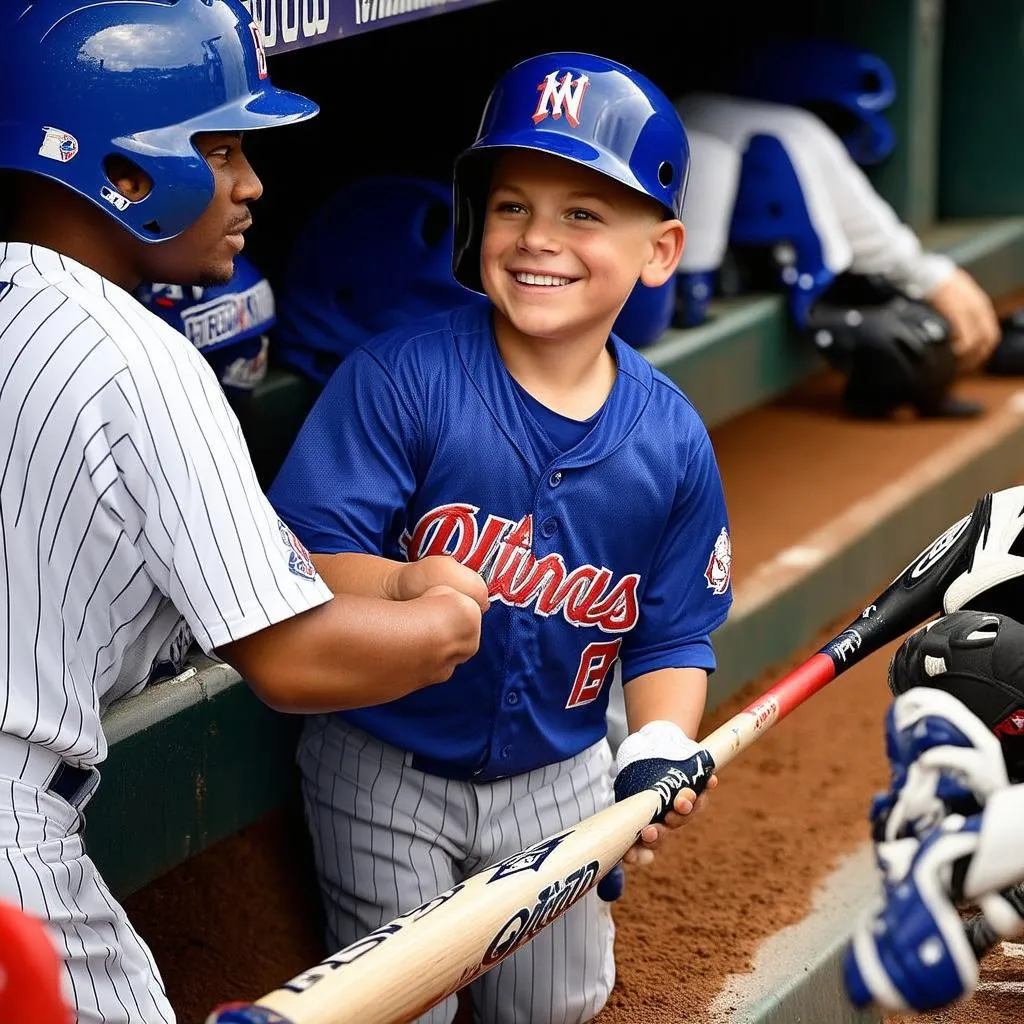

[565,640,622,709]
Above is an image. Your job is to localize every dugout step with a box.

[86,217,1024,899]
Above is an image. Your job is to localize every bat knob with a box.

[597,864,626,903]
[205,1004,290,1023]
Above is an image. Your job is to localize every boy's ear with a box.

[640,220,685,288]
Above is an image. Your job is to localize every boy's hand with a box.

[624,773,718,866]
[610,720,716,871]
[387,555,490,612]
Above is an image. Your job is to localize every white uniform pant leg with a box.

[468,741,616,1024]
[296,715,475,1024]
[0,780,174,1024]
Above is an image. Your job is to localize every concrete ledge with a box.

[709,845,883,1024]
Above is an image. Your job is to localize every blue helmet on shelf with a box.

[275,175,483,387]
[453,51,690,292]
[136,254,274,402]
[735,39,897,166]
[0,0,318,242]
[612,278,677,349]
[729,133,837,328]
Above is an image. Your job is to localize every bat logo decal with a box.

[488,834,571,881]
[907,514,972,582]
[482,860,600,967]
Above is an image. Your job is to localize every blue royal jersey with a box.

[270,302,733,779]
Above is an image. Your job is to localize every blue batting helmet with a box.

[735,40,897,166]
[275,175,483,387]
[453,51,690,292]
[135,254,275,402]
[612,278,677,349]
[0,0,318,243]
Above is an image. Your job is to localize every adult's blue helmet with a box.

[135,254,275,403]
[275,175,483,387]
[735,40,897,166]
[453,51,690,293]
[0,0,318,243]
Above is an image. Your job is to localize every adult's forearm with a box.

[219,591,479,713]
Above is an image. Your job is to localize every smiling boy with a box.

[271,51,733,1023]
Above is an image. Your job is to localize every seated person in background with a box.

[674,40,1004,418]
[269,51,732,1024]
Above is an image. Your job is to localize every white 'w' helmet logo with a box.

[532,71,590,127]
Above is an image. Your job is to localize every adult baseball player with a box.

[270,52,733,1023]
[0,3,485,1022]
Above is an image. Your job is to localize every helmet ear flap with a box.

[452,151,497,294]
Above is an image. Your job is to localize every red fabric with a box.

[0,901,71,1024]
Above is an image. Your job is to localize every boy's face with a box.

[479,149,684,344]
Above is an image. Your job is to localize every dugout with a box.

[84,0,1024,920]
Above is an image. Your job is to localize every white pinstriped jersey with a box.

[0,243,332,766]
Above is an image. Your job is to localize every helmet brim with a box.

[466,130,657,211]
[124,85,319,153]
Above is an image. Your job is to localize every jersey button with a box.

[540,517,558,538]
[506,690,519,705]
[548,470,563,488]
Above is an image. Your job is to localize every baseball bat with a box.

[208,495,991,1024]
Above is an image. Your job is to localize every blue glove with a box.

[844,818,982,1014]
[870,687,1008,843]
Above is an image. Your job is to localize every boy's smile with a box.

[479,149,683,349]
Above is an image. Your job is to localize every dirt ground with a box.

[122,368,1024,1023]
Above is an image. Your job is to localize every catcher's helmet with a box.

[453,51,690,293]
[805,274,971,419]
[736,39,897,166]
[889,611,1024,785]
[0,0,318,243]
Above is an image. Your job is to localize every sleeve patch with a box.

[278,519,317,581]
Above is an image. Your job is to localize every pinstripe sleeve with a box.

[113,312,332,655]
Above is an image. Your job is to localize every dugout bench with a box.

[86,0,1024,902]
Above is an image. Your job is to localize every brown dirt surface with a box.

[122,368,1024,1023]
[595,618,899,1023]
[886,931,1024,1023]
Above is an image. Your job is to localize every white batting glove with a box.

[614,720,703,776]
[612,720,712,810]
[599,722,712,904]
